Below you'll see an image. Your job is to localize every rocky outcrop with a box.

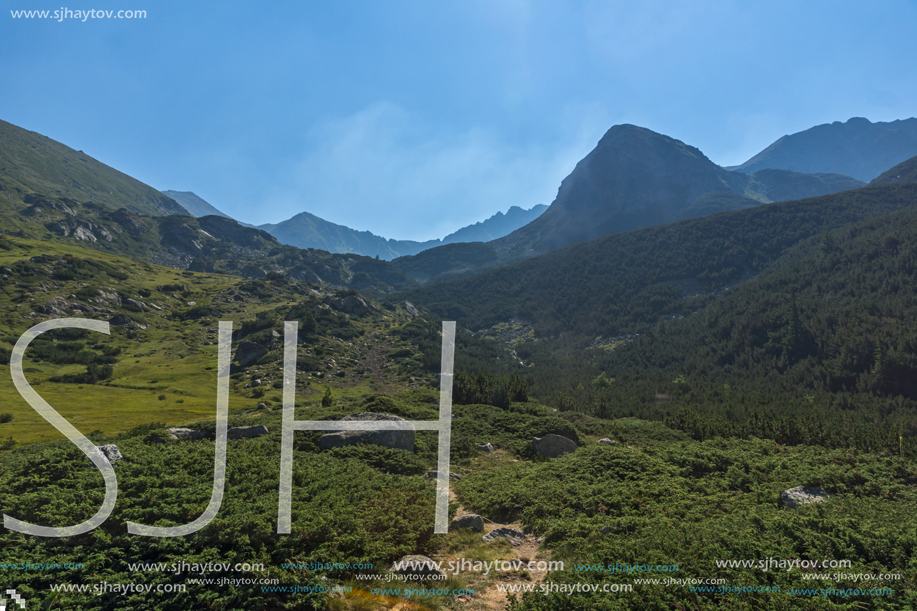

[318,413,415,451]
[46,218,113,242]
[482,527,525,544]
[324,295,376,317]
[532,434,578,458]
[781,486,831,509]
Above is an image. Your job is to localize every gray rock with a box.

[36,296,70,316]
[324,295,376,317]
[257,402,268,409]
[227,425,269,440]
[124,298,147,311]
[235,341,268,367]
[598,438,617,445]
[598,525,612,534]
[781,486,831,509]
[97,444,123,463]
[532,434,578,458]
[449,514,484,532]
[167,427,209,440]
[318,412,415,451]
[482,527,525,544]
[251,379,262,387]
[390,555,445,579]
[477,442,495,453]
[425,471,461,481]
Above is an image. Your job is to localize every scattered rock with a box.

[235,341,268,368]
[781,486,831,509]
[532,434,578,458]
[167,428,209,440]
[449,514,484,533]
[109,314,132,326]
[97,444,123,463]
[251,379,262,387]
[598,438,617,445]
[477,442,495,453]
[390,555,445,579]
[124,298,147,311]
[318,412,415,451]
[482,527,525,544]
[227,425,269,440]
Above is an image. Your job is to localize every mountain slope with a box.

[405,181,917,339]
[871,154,917,185]
[161,190,233,219]
[439,204,547,244]
[0,119,189,217]
[730,116,917,181]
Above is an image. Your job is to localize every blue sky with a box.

[2,0,916,241]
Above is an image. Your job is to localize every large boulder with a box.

[532,434,578,458]
[227,425,269,440]
[781,486,831,509]
[318,412,415,451]
[449,514,484,533]
[235,341,268,367]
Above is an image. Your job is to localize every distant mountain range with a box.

[394,124,866,284]
[729,116,917,181]
[163,188,548,260]
[255,204,547,260]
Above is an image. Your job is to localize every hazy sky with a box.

[3,1,916,240]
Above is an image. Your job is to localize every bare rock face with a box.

[46,218,113,242]
[318,412,415,451]
[449,514,484,533]
[403,301,421,317]
[781,486,831,509]
[532,434,578,458]
[235,341,268,368]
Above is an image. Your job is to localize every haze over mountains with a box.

[393,123,868,284]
